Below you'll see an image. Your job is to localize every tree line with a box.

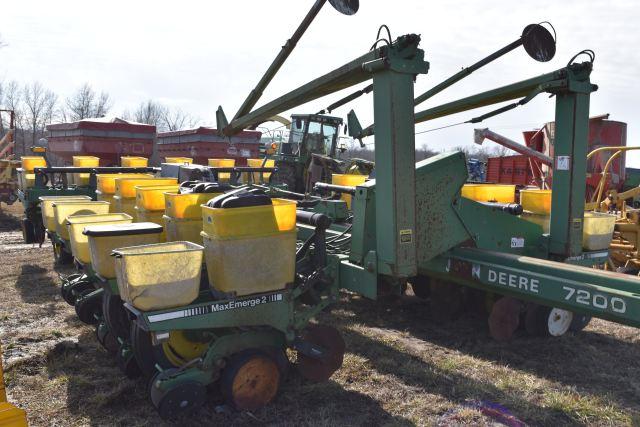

[0,81,201,156]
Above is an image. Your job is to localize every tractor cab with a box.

[279,114,343,161]
[270,114,345,193]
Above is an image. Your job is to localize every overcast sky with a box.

[2,0,639,164]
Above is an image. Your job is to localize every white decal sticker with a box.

[556,155,570,171]
[510,237,525,248]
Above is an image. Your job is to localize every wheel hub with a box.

[547,308,573,336]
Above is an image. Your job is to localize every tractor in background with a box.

[268,113,373,193]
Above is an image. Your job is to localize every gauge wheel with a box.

[220,349,281,411]
[95,322,118,355]
[525,305,573,337]
[131,322,207,378]
[569,313,592,332]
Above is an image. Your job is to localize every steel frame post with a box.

[371,68,418,277]
[549,87,591,257]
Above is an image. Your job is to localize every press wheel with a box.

[150,369,207,419]
[488,297,521,342]
[221,349,280,411]
[297,324,345,382]
[60,274,88,305]
[75,289,101,324]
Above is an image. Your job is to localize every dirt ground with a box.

[1,202,639,426]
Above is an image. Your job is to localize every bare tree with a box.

[3,81,25,152]
[62,83,111,121]
[161,107,200,131]
[23,81,57,145]
[126,100,167,128]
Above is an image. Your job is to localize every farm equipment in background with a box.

[478,114,628,197]
[46,118,156,166]
[268,113,374,193]
[0,110,20,206]
[16,145,159,247]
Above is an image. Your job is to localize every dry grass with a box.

[1,203,639,426]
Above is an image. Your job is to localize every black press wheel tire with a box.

[150,369,207,420]
[63,278,94,306]
[75,289,101,325]
[130,319,175,379]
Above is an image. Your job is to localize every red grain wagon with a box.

[156,127,262,166]
[46,117,155,166]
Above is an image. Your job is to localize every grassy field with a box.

[1,203,639,426]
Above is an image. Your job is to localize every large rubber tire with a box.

[220,349,280,411]
[269,162,299,193]
[569,313,592,332]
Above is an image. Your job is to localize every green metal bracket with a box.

[347,109,363,139]
[339,252,378,299]
[454,197,547,258]
[414,152,470,264]
[349,181,376,264]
